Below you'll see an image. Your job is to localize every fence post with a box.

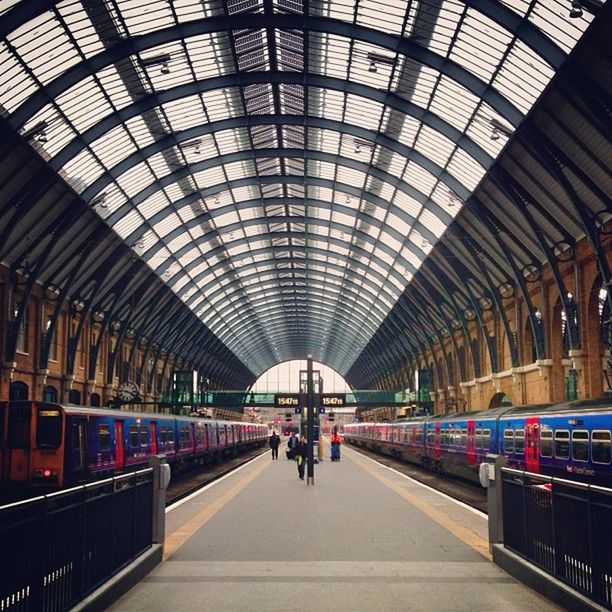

[481,454,505,553]
[149,455,171,546]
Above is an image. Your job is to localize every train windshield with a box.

[36,407,62,449]
[8,402,31,448]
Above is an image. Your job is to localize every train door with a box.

[434,422,441,458]
[467,420,476,465]
[114,421,125,470]
[71,418,87,476]
[190,423,196,452]
[525,417,540,473]
[7,401,32,482]
[150,422,158,455]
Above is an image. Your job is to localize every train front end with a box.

[1,401,66,488]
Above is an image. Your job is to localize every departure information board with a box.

[320,394,345,407]
[275,394,300,408]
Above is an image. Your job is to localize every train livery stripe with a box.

[163,456,271,561]
[348,450,491,561]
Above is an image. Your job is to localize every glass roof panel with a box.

[0,0,597,373]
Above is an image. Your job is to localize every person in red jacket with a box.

[330,427,341,461]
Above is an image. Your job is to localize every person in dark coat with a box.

[269,430,281,459]
[296,435,307,479]
[286,432,298,459]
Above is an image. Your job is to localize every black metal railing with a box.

[0,468,154,611]
[501,467,612,608]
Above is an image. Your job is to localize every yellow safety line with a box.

[348,451,492,561]
[163,458,270,561]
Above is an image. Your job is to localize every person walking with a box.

[330,427,342,462]
[286,431,298,459]
[269,430,281,460]
[296,435,307,479]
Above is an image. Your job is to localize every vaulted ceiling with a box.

[0,0,609,388]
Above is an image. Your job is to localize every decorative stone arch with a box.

[489,392,512,408]
[9,380,29,400]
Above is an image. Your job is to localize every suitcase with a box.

[331,442,340,461]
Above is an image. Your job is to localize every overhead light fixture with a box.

[366,52,395,73]
[21,120,48,142]
[141,53,172,70]
[90,193,108,208]
[160,62,170,74]
[569,0,583,17]
[489,118,513,141]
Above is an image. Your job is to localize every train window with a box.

[554,430,570,459]
[475,429,482,449]
[540,430,553,457]
[514,429,525,454]
[8,403,30,449]
[592,431,611,464]
[483,429,491,450]
[139,425,148,447]
[461,429,467,447]
[129,425,138,448]
[98,425,111,451]
[179,427,186,444]
[503,430,514,454]
[36,408,62,449]
[572,430,589,462]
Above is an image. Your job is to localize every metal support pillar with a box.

[306,355,315,485]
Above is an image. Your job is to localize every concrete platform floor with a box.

[110,443,560,612]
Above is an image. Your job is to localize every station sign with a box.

[275,393,300,408]
[320,393,346,407]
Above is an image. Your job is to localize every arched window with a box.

[68,389,81,405]
[489,392,512,408]
[43,386,57,403]
[90,393,101,407]
[9,380,29,400]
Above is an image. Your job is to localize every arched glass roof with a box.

[0,0,598,375]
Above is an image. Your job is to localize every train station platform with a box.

[109,443,559,611]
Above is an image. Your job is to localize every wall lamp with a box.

[72,298,86,312]
[44,284,61,300]
[14,265,30,281]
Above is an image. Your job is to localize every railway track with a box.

[166,446,268,506]
[347,443,488,513]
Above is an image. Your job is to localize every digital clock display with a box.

[275,394,300,408]
[320,394,345,407]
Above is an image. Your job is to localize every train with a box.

[0,400,268,489]
[343,397,612,488]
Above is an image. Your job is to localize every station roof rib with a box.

[0,0,604,379]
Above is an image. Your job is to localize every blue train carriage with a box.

[499,398,612,488]
[425,407,512,483]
